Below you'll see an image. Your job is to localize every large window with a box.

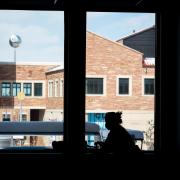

[1,82,11,96]
[23,83,32,96]
[0,5,159,155]
[86,78,104,95]
[86,12,155,151]
[0,10,64,149]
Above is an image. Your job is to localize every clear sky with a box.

[0,11,155,63]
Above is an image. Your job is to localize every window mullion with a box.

[64,9,86,155]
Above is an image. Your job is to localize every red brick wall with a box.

[85,32,154,111]
[0,64,16,80]
[45,32,154,111]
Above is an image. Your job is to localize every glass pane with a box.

[119,78,129,94]
[0,10,64,149]
[144,78,154,95]
[34,83,42,96]
[86,78,103,94]
[86,12,155,151]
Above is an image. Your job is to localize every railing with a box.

[0,121,100,135]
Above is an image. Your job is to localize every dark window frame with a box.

[0,1,163,158]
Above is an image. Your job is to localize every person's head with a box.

[105,112,122,130]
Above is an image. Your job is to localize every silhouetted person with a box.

[98,112,141,155]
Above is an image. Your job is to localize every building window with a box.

[34,83,43,96]
[1,82,11,96]
[144,78,154,95]
[22,114,27,121]
[2,113,11,121]
[60,79,64,97]
[86,78,104,95]
[23,83,32,96]
[48,81,53,97]
[117,76,132,96]
[55,80,58,97]
[118,78,129,95]
[13,83,21,96]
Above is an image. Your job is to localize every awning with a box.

[143,58,155,67]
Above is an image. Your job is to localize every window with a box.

[48,81,53,97]
[13,83,21,96]
[22,114,27,121]
[23,83,32,96]
[34,83,43,96]
[1,82,11,96]
[0,3,159,156]
[55,80,58,97]
[119,78,129,94]
[0,9,64,149]
[86,78,104,95]
[144,78,154,95]
[60,79,64,97]
[86,12,155,151]
[118,77,132,95]
[2,113,11,121]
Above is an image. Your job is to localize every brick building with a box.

[0,31,155,147]
[45,31,155,133]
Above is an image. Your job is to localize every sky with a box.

[0,11,155,63]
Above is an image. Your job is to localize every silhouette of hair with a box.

[105,112,122,124]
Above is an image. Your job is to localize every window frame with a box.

[23,83,32,96]
[1,82,11,97]
[54,79,59,97]
[0,2,162,157]
[142,76,155,96]
[48,80,53,97]
[34,82,43,97]
[60,78,64,97]
[12,82,21,96]
[116,75,132,96]
[85,75,106,96]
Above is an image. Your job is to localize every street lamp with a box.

[9,34,22,62]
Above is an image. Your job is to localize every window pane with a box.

[34,83,42,96]
[86,12,155,151]
[119,78,129,94]
[1,82,11,96]
[13,83,21,96]
[0,10,64,149]
[86,78,103,94]
[23,83,32,96]
[144,78,154,95]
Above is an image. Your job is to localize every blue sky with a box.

[0,11,155,63]
[87,12,155,40]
